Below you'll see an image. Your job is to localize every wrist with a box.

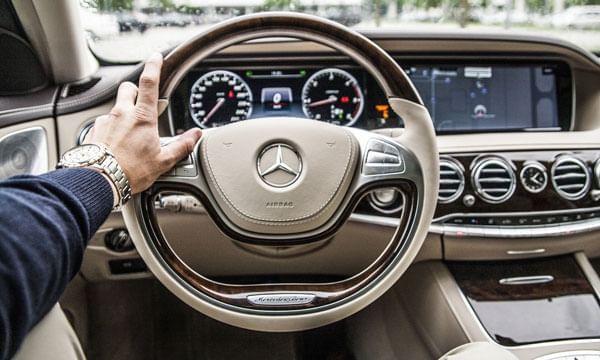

[85,167,120,208]
[58,143,131,209]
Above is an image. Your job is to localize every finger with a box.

[158,128,202,171]
[115,82,138,108]
[109,82,138,120]
[136,52,163,115]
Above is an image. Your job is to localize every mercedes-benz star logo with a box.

[257,144,302,188]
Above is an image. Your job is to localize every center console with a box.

[396,254,600,360]
[448,256,600,346]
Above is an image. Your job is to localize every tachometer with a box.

[189,70,253,128]
[301,68,364,126]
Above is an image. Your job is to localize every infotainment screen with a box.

[402,63,570,133]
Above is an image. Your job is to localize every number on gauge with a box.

[189,70,253,128]
[301,68,364,126]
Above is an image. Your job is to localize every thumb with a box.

[159,128,203,171]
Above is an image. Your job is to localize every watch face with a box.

[63,144,104,165]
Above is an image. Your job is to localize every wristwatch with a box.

[57,143,131,207]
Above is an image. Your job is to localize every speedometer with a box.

[189,70,253,128]
[301,68,364,126]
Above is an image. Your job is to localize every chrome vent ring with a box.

[551,156,591,201]
[438,158,465,204]
[471,157,516,204]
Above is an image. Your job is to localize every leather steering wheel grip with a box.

[122,12,439,332]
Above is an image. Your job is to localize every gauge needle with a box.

[201,97,226,125]
[307,95,338,108]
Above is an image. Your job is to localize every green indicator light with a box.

[245,70,253,77]
[299,69,306,76]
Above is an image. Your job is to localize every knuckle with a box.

[134,106,154,121]
[159,155,174,169]
[109,106,126,118]
[139,74,157,88]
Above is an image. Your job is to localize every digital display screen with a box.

[172,62,569,135]
[405,64,562,133]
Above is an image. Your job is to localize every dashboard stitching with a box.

[202,128,355,225]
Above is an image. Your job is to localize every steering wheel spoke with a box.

[348,129,423,192]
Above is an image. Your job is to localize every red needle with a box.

[307,95,338,108]
[201,97,226,125]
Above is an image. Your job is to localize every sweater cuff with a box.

[40,168,114,233]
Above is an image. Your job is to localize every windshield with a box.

[80,0,600,62]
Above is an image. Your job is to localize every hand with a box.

[85,53,202,194]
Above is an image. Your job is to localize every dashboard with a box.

[67,32,600,286]
[170,60,573,135]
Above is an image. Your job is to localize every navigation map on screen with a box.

[405,65,560,133]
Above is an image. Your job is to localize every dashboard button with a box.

[498,218,514,226]
[559,214,573,223]
[545,216,559,224]
[481,217,496,226]
[449,217,466,225]
[109,258,147,275]
[530,217,544,226]
[516,217,530,226]
[466,217,480,225]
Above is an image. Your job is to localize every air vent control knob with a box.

[463,194,476,207]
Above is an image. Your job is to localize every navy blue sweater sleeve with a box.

[0,168,113,360]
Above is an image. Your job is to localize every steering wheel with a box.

[122,12,438,332]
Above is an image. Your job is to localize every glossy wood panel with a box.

[448,256,600,346]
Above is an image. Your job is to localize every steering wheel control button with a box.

[257,143,302,188]
[175,164,197,177]
[247,293,315,307]
[363,139,404,175]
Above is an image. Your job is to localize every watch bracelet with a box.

[97,154,132,206]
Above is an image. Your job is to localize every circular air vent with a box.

[471,157,516,204]
[594,159,600,188]
[551,156,591,200]
[438,158,465,204]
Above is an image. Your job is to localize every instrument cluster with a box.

[170,66,402,134]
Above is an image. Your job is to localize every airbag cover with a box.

[199,118,358,235]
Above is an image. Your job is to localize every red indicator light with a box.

[340,96,350,104]
[228,90,235,98]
